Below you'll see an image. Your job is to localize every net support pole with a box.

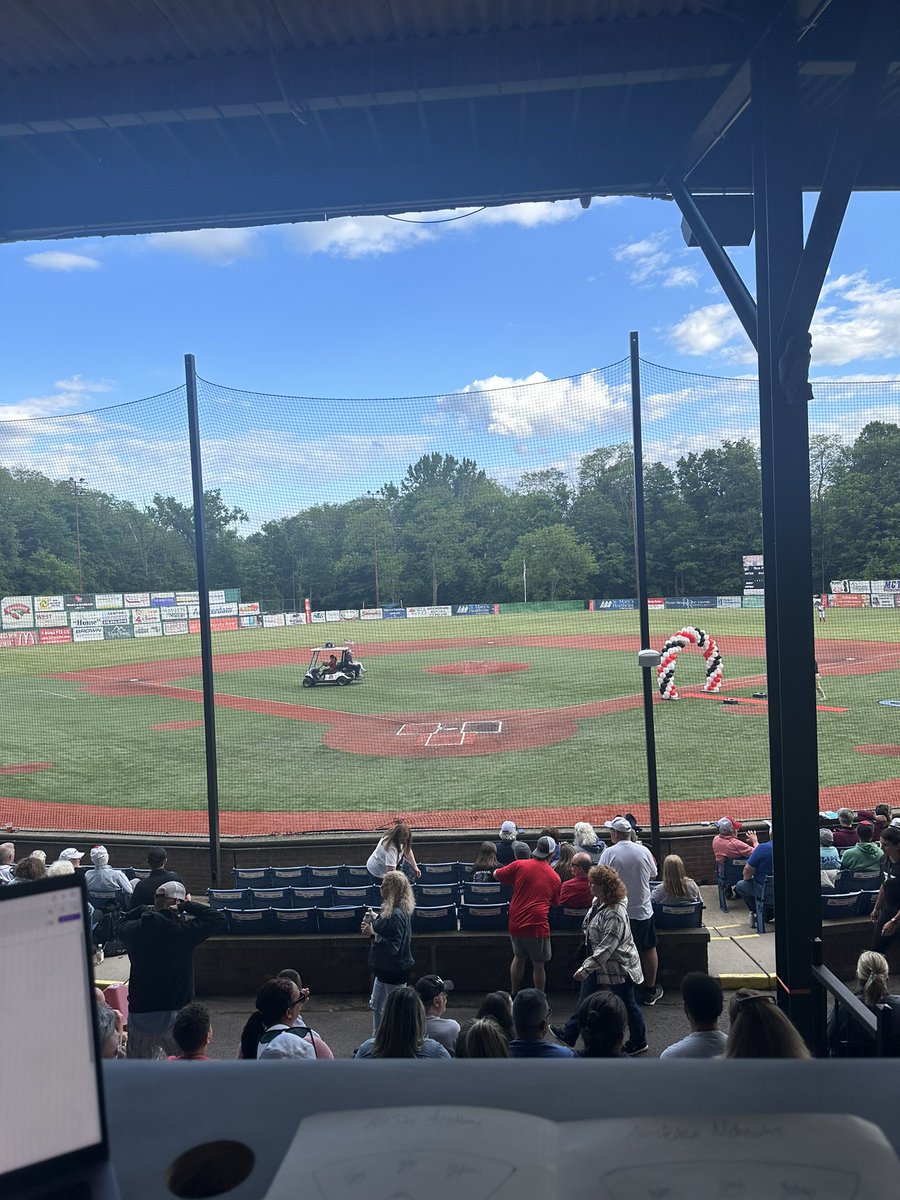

[629,332,661,864]
[184,353,222,887]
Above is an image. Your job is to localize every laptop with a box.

[0,874,121,1199]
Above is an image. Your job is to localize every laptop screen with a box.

[0,876,106,1177]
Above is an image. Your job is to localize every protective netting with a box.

[1,360,899,838]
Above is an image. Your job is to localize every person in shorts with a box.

[494,836,561,994]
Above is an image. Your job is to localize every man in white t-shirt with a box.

[415,975,460,1055]
[660,972,727,1059]
[598,817,662,1005]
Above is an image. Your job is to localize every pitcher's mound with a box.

[427,661,531,675]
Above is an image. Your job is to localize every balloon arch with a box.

[657,626,723,701]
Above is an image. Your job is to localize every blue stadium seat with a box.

[233,867,272,888]
[753,874,775,933]
[458,902,509,932]
[414,884,458,904]
[857,890,879,917]
[226,908,274,935]
[332,885,380,907]
[835,868,882,893]
[460,882,509,904]
[129,867,151,880]
[207,888,248,910]
[270,907,318,934]
[652,900,705,930]
[307,866,343,885]
[412,904,458,932]
[550,904,590,930]
[269,866,310,887]
[292,886,333,908]
[417,862,461,884]
[716,857,746,912]
[821,891,862,920]
[316,905,365,934]
[458,863,475,881]
[341,865,373,885]
[248,887,292,909]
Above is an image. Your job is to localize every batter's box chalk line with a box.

[395,719,503,747]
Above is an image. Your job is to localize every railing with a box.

[811,938,894,1057]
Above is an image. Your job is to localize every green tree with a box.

[501,525,598,601]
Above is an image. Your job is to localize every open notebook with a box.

[265,1105,897,1200]
[0,875,120,1200]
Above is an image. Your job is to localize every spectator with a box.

[711,817,756,867]
[115,881,225,1058]
[30,850,47,864]
[355,987,450,1059]
[660,973,727,1059]
[650,855,701,905]
[734,824,774,927]
[414,975,460,1056]
[874,813,889,840]
[495,820,519,866]
[475,991,514,1042]
[239,969,332,1059]
[84,845,135,898]
[56,848,84,870]
[573,821,603,863]
[576,992,629,1058]
[554,842,576,884]
[508,988,574,1058]
[129,847,185,909]
[464,1018,510,1058]
[819,829,841,870]
[512,840,531,860]
[559,853,593,908]
[46,859,75,878]
[366,820,419,883]
[494,836,561,994]
[10,855,46,884]
[827,951,900,1057]
[538,829,561,865]
[168,1002,213,1061]
[832,808,858,851]
[256,977,333,1060]
[599,816,662,1005]
[95,1001,124,1060]
[722,990,811,1059]
[551,865,647,1056]
[361,870,416,1032]
[0,842,15,884]
[871,826,900,955]
[840,821,882,872]
[471,841,499,881]
[874,804,892,827]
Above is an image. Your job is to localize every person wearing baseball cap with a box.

[494,836,562,995]
[712,818,757,867]
[129,846,185,909]
[414,975,459,1055]
[84,844,135,900]
[599,817,662,1005]
[57,847,84,866]
[495,820,519,865]
[115,877,225,1059]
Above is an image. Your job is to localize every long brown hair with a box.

[379,870,415,917]
[588,864,626,907]
[723,991,811,1059]
[661,854,691,899]
[370,987,426,1058]
[383,819,412,854]
[472,841,498,873]
[554,842,575,883]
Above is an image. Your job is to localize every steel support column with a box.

[751,14,819,1044]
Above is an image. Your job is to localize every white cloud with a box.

[283,200,586,259]
[24,251,101,272]
[146,227,262,265]
[440,370,630,439]
[0,376,114,422]
[666,302,754,362]
[613,231,700,289]
[663,265,700,288]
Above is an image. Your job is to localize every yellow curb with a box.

[716,972,774,990]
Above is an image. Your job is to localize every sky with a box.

[1,191,899,525]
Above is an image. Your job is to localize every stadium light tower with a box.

[368,491,381,607]
[68,476,86,593]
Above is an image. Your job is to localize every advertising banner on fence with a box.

[239,614,262,628]
[717,596,742,608]
[73,627,103,642]
[382,608,407,618]
[69,611,102,627]
[134,624,163,637]
[131,609,162,625]
[34,595,65,612]
[665,597,717,609]
[160,606,188,621]
[869,594,899,608]
[103,625,135,640]
[830,580,872,594]
[188,617,239,634]
[39,628,73,644]
[209,590,226,605]
[2,596,35,628]
[209,602,238,617]
[239,602,260,615]
[123,592,150,607]
[162,620,189,635]
[99,609,129,625]
[360,608,384,620]
[407,605,452,618]
[94,593,124,609]
[594,599,637,611]
[830,592,868,608]
[742,595,765,608]
[452,604,495,616]
[151,592,176,607]
[0,631,37,648]
[64,594,95,610]
[35,610,69,628]
[648,597,665,608]
[871,580,900,592]
[176,591,200,605]
[310,612,327,623]
[262,614,285,627]
[285,612,308,625]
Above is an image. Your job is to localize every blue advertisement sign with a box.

[664,596,717,609]
[452,604,494,616]
[594,598,637,611]
[383,608,408,618]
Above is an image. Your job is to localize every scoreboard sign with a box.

[742,554,764,594]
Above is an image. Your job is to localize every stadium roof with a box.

[2,0,898,243]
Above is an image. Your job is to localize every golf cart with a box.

[301,644,365,687]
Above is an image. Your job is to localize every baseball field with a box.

[1,607,898,835]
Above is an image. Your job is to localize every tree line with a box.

[1,421,897,610]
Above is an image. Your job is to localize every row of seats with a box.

[208,882,511,910]
[218,899,706,937]
[232,863,479,888]
[821,890,880,919]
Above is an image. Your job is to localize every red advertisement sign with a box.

[38,628,74,644]
[647,597,665,608]
[188,617,239,634]
[830,593,867,608]
[0,631,37,649]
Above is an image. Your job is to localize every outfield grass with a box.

[1,607,898,819]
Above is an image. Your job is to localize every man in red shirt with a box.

[558,852,593,908]
[494,836,561,994]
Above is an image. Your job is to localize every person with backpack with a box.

[255,975,334,1060]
